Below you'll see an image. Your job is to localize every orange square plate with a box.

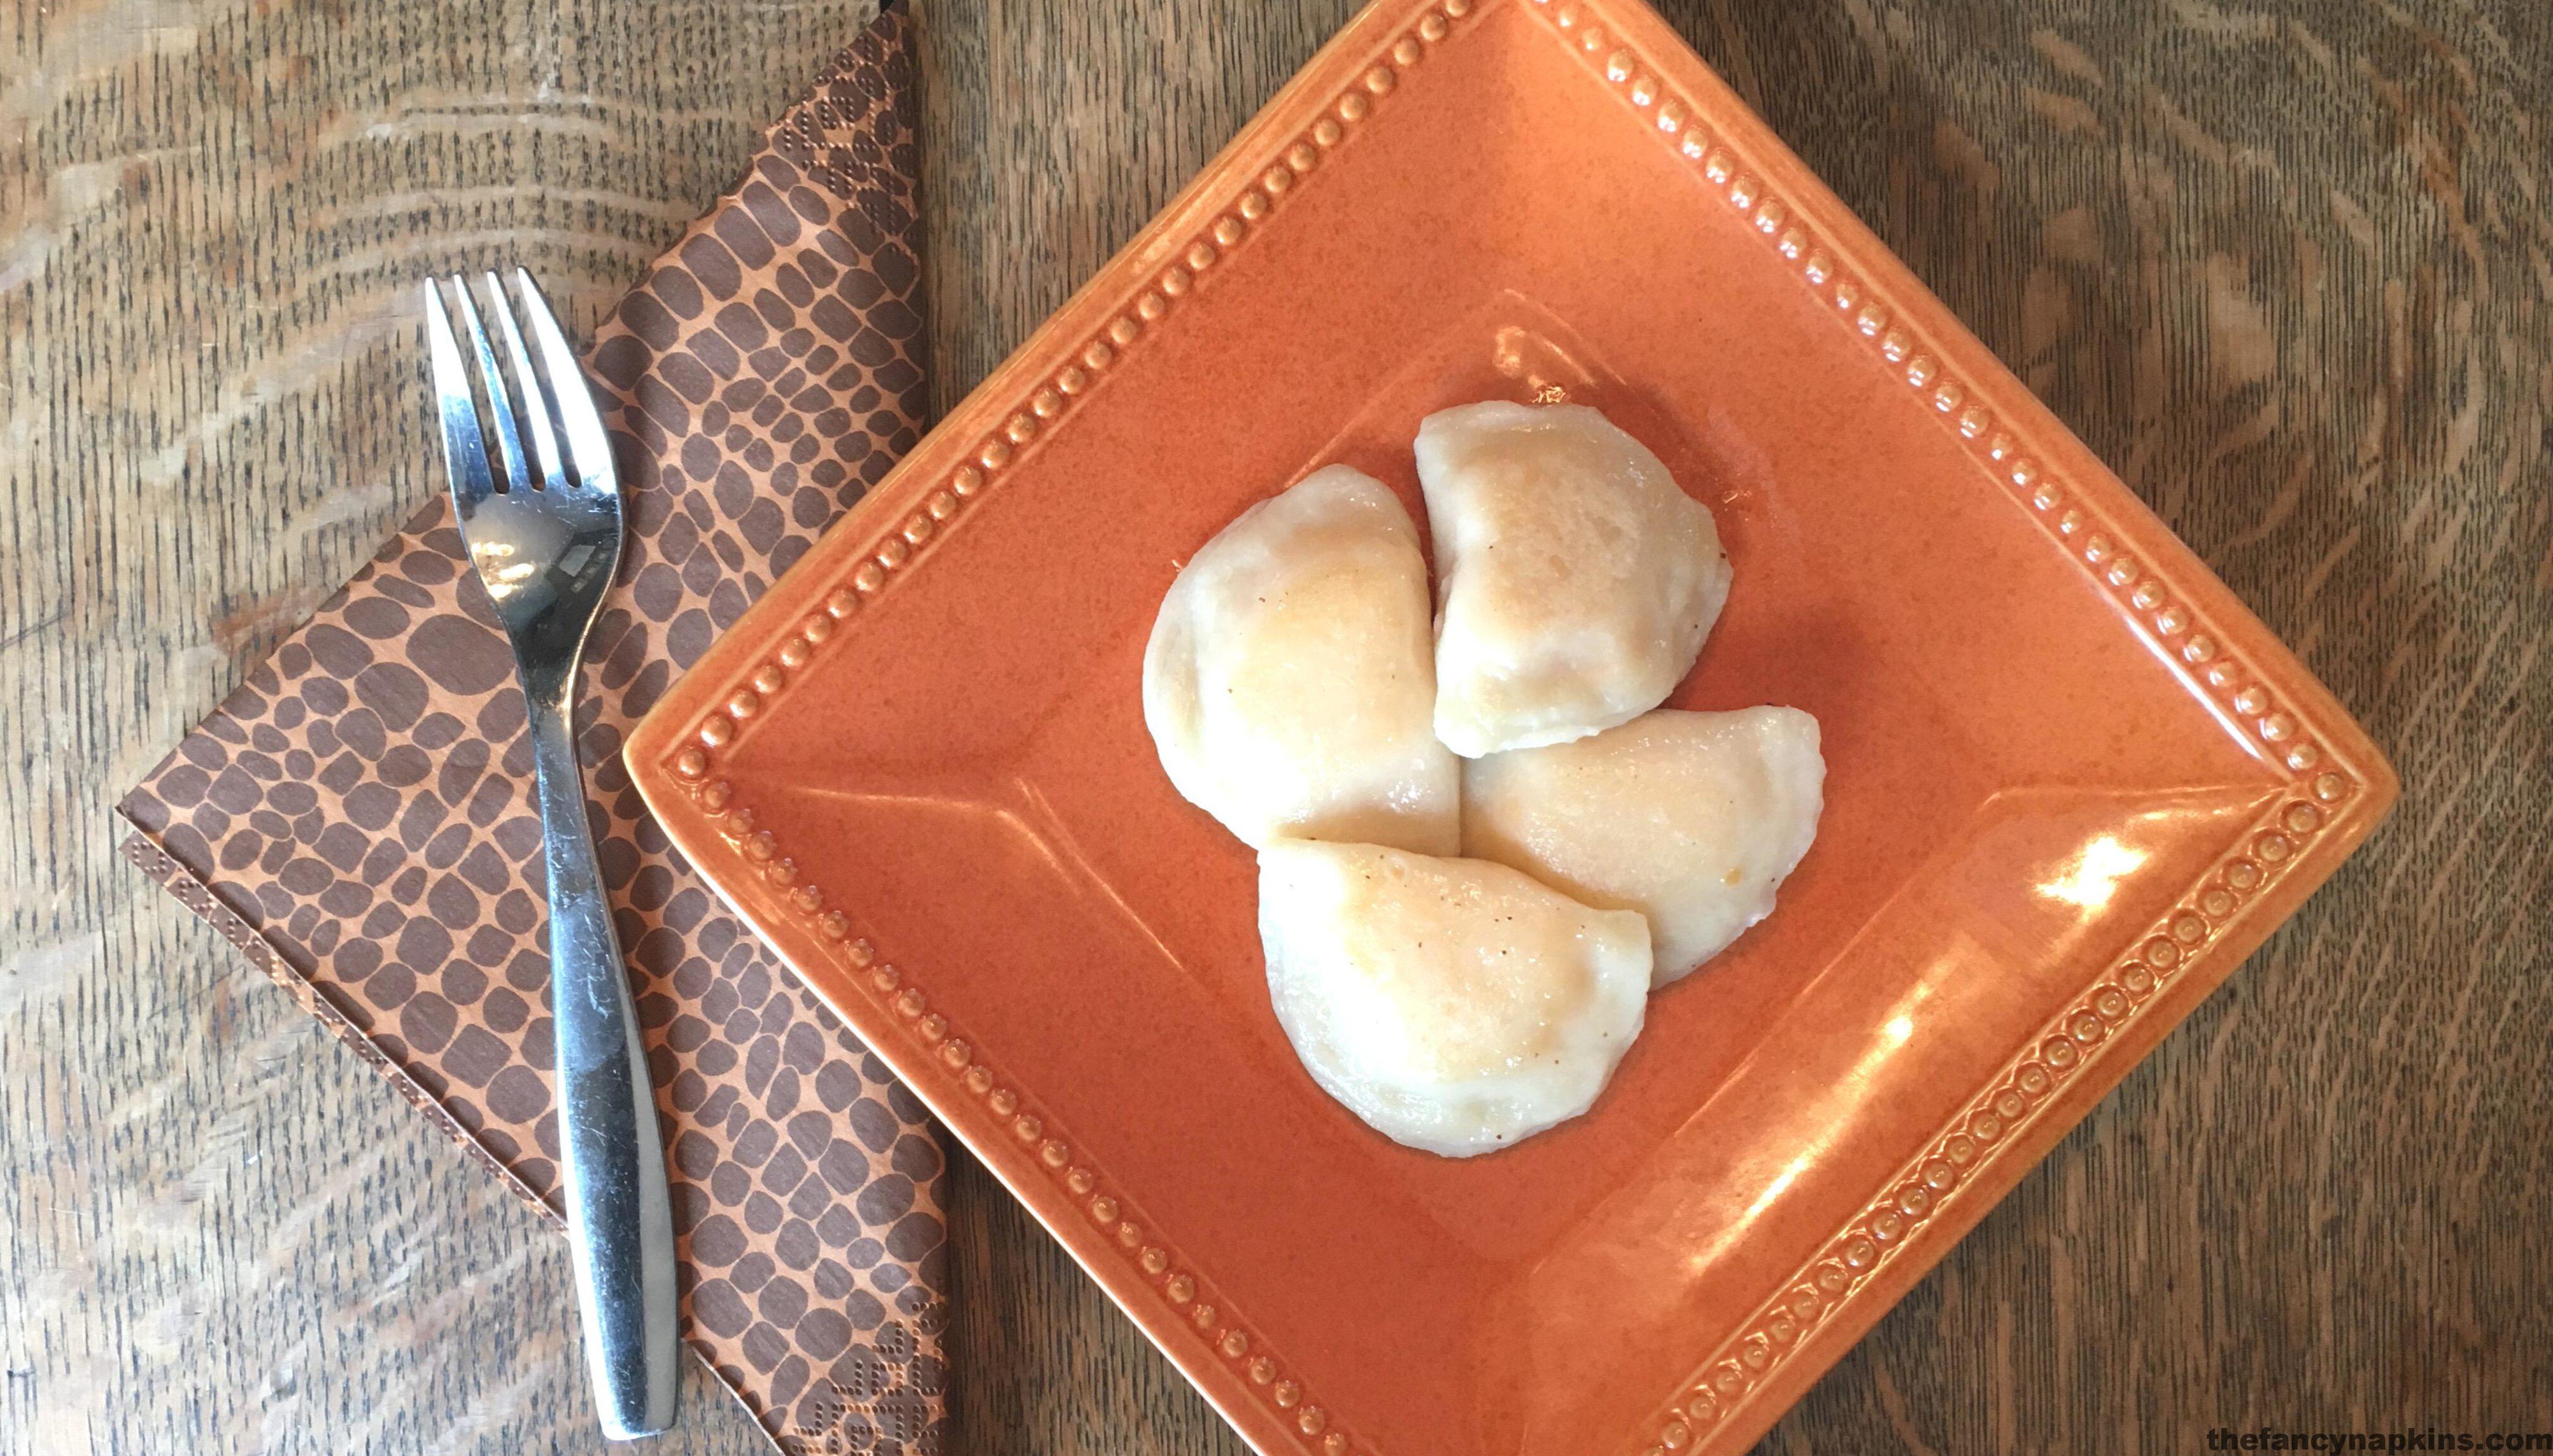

[625,1,2395,1452]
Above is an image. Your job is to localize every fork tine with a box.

[451,274,533,494]
[513,268,616,495]
[484,271,568,492]
[421,280,497,515]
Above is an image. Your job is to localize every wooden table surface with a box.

[5,1,2547,1452]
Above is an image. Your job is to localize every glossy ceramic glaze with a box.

[623,1,2398,1452]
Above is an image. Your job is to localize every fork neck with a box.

[515,657,579,718]
[520,667,593,847]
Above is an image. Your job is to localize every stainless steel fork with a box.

[422,270,677,1441]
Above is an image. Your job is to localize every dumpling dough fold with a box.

[1259,839,1651,1156]
[1416,401,1731,757]
[1144,465,1459,854]
[1462,707,1823,987]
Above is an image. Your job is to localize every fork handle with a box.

[527,693,680,1440]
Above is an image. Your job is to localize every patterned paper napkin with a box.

[116,7,944,1451]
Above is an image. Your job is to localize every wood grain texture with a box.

[5,1,2546,1454]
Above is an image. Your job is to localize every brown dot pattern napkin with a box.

[116,7,944,1450]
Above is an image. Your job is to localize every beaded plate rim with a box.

[625,1,2398,1453]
